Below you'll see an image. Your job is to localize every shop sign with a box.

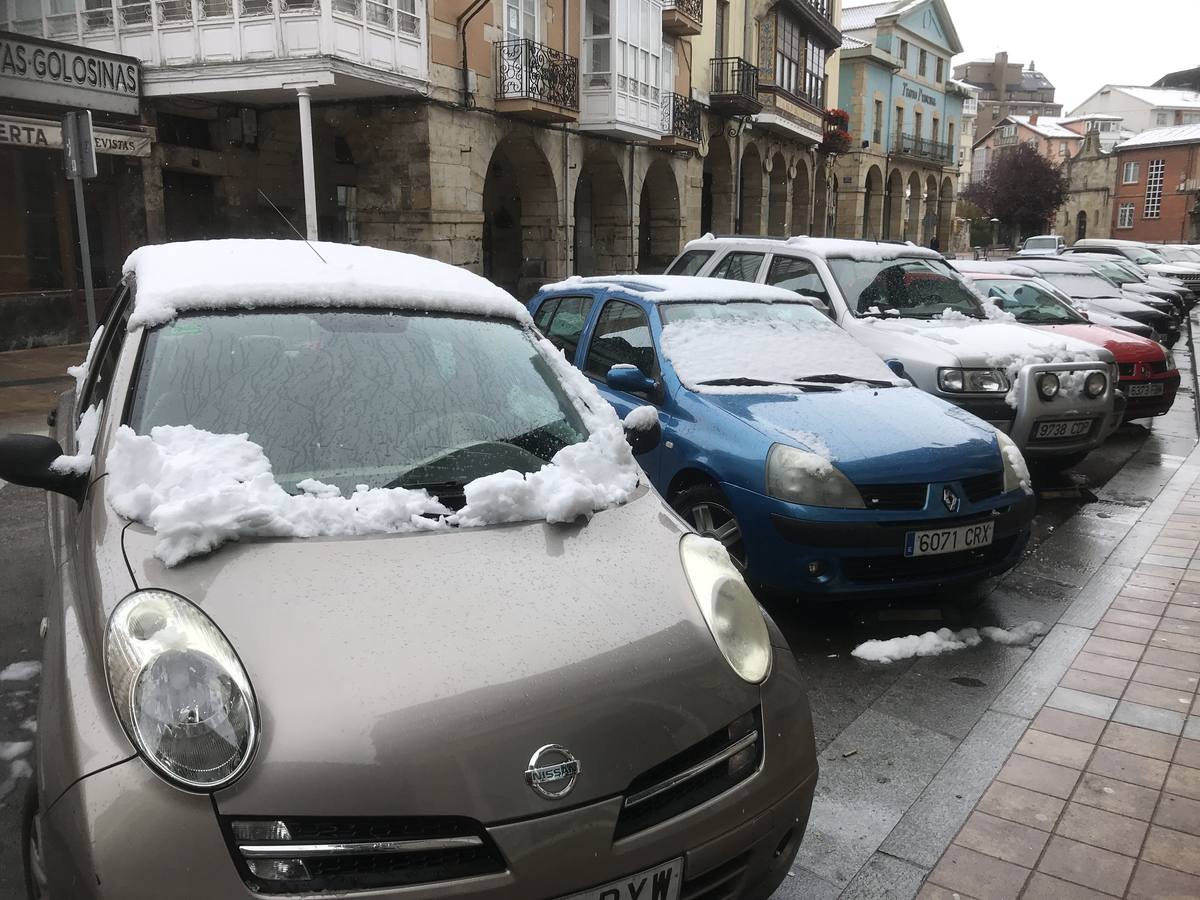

[0,32,140,116]
[0,113,151,156]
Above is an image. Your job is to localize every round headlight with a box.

[1037,373,1060,400]
[106,590,258,791]
[679,534,772,684]
[1085,371,1107,398]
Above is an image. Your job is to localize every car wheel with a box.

[672,484,748,571]
[22,777,49,900]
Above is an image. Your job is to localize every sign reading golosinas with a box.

[0,31,140,115]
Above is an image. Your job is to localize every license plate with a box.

[1034,419,1092,440]
[1127,382,1165,398]
[905,521,995,558]
[557,859,683,900]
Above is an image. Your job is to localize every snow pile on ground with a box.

[0,661,41,681]
[661,319,904,393]
[51,402,101,476]
[624,405,659,431]
[0,741,32,762]
[852,620,1048,663]
[123,240,530,329]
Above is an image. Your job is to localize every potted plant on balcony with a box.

[824,108,850,131]
[820,108,852,156]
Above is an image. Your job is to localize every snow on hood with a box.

[541,274,808,305]
[860,318,1107,366]
[661,318,904,392]
[105,334,641,566]
[123,240,530,329]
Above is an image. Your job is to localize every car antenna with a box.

[256,189,327,264]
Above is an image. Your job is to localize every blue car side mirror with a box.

[607,364,657,394]
[886,359,907,378]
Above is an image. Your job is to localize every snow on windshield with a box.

[123,240,531,329]
[660,313,903,393]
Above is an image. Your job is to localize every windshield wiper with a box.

[382,476,468,494]
[858,308,902,318]
[795,374,896,389]
[696,377,837,392]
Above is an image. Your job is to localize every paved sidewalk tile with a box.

[976,781,1064,832]
[1047,686,1119,720]
[1128,860,1200,899]
[1032,708,1106,743]
[1154,793,1200,836]
[1112,700,1187,735]
[927,844,1029,900]
[1099,721,1179,761]
[1054,801,1148,856]
[953,811,1048,867]
[1037,835,1135,894]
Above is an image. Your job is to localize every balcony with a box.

[658,92,703,148]
[494,38,579,122]
[709,57,761,116]
[661,0,701,36]
[776,0,840,47]
[0,0,427,98]
[894,132,957,165]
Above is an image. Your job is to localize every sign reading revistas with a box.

[0,113,151,156]
[0,31,140,116]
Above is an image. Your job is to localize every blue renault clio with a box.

[529,275,1036,598]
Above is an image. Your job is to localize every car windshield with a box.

[1159,247,1199,264]
[1131,249,1166,265]
[1095,261,1143,284]
[825,257,986,319]
[971,279,1083,325]
[128,311,589,496]
[1040,271,1123,299]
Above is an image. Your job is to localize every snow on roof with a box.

[542,274,810,305]
[842,35,870,49]
[123,240,531,330]
[1108,86,1200,109]
[841,1,895,31]
[948,78,980,95]
[1117,123,1200,150]
[1010,115,1082,140]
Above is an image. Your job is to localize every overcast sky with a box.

[940,0,1199,112]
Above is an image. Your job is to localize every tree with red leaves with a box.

[962,144,1068,242]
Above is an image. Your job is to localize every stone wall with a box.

[1062,130,1117,244]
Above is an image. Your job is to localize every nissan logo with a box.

[525,744,580,800]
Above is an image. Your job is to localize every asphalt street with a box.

[0,325,1197,899]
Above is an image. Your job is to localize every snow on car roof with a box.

[540,274,810,304]
[951,260,1040,276]
[685,234,942,262]
[123,240,531,329]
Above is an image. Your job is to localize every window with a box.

[873,100,884,144]
[775,13,803,97]
[935,57,944,83]
[79,288,132,417]
[335,186,358,244]
[1059,142,1069,157]
[584,301,658,381]
[919,49,927,77]
[1144,159,1165,219]
[582,0,611,88]
[1155,111,1169,126]
[1118,203,1135,229]
[1122,161,1140,184]
[535,295,596,359]
[765,256,829,304]
[666,249,714,276]
[914,111,923,138]
[715,0,727,57]
[947,121,955,151]
[932,117,940,141]
[1185,112,1200,125]
[895,105,904,143]
[805,40,825,107]
[899,40,908,68]
[711,252,765,282]
[504,0,535,40]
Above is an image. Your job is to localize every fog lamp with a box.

[247,859,312,881]
[1037,373,1060,400]
[807,560,827,576]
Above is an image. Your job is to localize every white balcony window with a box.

[505,0,535,40]
[580,0,663,139]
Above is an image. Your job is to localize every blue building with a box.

[833,0,968,248]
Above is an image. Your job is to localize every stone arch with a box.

[483,133,561,298]
[638,157,682,273]
[905,171,923,242]
[739,142,765,235]
[791,157,811,236]
[885,168,904,239]
[937,176,955,250]
[768,151,789,236]
[863,165,884,240]
[575,147,629,276]
[813,165,829,237]
[923,174,939,247]
[702,132,734,235]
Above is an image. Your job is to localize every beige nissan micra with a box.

[2,240,817,900]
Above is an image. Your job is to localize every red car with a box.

[965,273,1179,421]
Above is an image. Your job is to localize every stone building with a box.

[1060,125,1118,245]
[953,53,1061,135]
[834,0,964,248]
[971,114,1082,179]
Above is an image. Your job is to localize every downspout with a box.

[458,0,492,108]
[629,143,636,271]
[734,120,744,234]
[563,0,571,273]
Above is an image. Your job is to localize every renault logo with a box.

[942,486,960,513]
[525,744,580,800]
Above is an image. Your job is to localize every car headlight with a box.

[1085,371,1107,398]
[938,368,1009,393]
[679,534,771,684]
[766,444,864,508]
[1037,373,1060,400]
[106,589,259,791]
[996,430,1031,495]
[1165,350,1176,371]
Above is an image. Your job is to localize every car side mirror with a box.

[622,408,662,456]
[606,364,657,394]
[0,434,87,501]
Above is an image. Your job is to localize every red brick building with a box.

[1112,124,1200,242]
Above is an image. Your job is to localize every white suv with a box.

[667,236,1122,466]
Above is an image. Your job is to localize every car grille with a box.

[1118,361,1169,377]
[842,535,1019,584]
[680,850,754,900]
[614,708,762,840]
[961,471,1004,503]
[220,815,506,894]
[858,483,927,510]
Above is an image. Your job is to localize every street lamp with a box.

[990,217,1000,255]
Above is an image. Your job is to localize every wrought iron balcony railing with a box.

[894,132,956,164]
[660,92,704,144]
[495,39,579,111]
[709,57,761,114]
[661,0,702,22]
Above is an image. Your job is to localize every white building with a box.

[1069,85,1200,136]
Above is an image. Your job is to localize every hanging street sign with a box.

[0,31,140,116]
[0,113,152,156]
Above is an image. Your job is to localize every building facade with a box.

[1069,86,1200,136]
[971,114,1082,181]
[835,0,963,248]
[953,53,1061,135]
[1111,125,1200,243]
[1061,125,1118,244]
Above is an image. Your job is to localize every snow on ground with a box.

[661,319,904,393]
[0,741,32,762]
[0,661,41,682]
[123,240,531,329]
[0,757,32,803]
[852,621,1048,663]
[624,405,659,431]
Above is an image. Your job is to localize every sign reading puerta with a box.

[0,30,140,116]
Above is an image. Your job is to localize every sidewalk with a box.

[0,342,83,434]
[918,466,1200,899]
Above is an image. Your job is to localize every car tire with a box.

[22,775,49,900]
[672,483,748,571]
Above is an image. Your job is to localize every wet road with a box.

[0,328,1196,899]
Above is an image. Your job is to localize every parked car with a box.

[1067,239,1200,296]
[1017,257,1181,345]
[666,237,1122,467]
[1053,252,1189,313]
[529,275,1036,598]
[955,269,1179,421]
[1017,235,1066,256]
[3,240,818,900]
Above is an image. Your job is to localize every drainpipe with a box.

[733,119,744,234]
[458,0,492,108]
[295,87,319,241]
[563,0,571,274]
[628,143,636,271]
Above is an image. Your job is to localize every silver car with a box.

[3,241,817,900]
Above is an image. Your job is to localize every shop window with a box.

[156,113,213,150]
